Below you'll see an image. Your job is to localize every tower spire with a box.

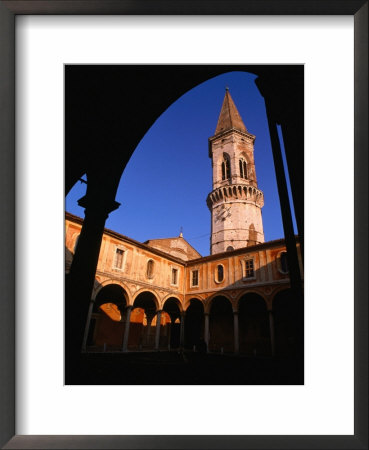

[207,90,264,254]
[214,88,247,135]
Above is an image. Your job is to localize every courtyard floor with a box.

[66,351,304,385]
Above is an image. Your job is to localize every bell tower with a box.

[207,88,265,255]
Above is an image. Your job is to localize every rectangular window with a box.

[192,270,199,287]
[114,248,124,269]
[245,259,254,278]
[172,268,178,285]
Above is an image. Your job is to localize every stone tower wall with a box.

[211,200,264,254]
[208,90,265,255]
[208,130,264,255]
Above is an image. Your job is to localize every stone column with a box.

[204,313,210,353]
[256,71,304,261]
[145,315,153,347]
[167,318,172,350]
[81,299,95,352]
[179,312,186,348]
[233,311,239,354]
[254,81,303,298]
[65,194,120,360]
[269,310,275,356]
[254,85,304,355]
[122,306,133,352]
[155,310,162,351]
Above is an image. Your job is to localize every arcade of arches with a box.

[66,213,303,356]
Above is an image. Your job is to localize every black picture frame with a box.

[0,1,367,449]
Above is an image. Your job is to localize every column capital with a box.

[156,309,163,314]
[233,310,239,315]
[146,313,154,323]
[78,195,120,218]
[126,305,133,311]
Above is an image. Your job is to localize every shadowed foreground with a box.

[66,352,303,385]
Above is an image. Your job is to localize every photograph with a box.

[65,65,304,385]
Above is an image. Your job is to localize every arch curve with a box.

[132,288,160,311]
[161,294,183,311]
[205,293,233,314]
[92,279,131,302]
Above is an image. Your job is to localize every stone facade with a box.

[144,236,201,261]
[65,212,301,355]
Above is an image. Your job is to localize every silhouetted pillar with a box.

[269,310,275,356]
[233,311,239,354]
[179,312,185,348]
[167,318,172,350]
[255,69,304,262]
[155,310,162,350]
[145,315,153,347]
[266,111,302,297]
[81,299,95,352]
[65,193,119,361]
[262,102,304,356]
[204,313,210,352]
[255,76,303,303]
[122,306,132,352]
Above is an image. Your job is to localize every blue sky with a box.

[66,71,295,256]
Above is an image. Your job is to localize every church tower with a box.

[207,88,265,255]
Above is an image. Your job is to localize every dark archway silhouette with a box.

[209,296,234,353]
[273,289,300,356]
[184,298,204,350]
[238,293,270,356]
[128,291,158,350]
[156,311,172,350]
[91,284,127,350]
[163,297,181,349]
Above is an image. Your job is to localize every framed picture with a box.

[64,63,304,386]
[0,1,367,449]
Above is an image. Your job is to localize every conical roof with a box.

[214,88,247,135]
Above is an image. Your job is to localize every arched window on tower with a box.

[239,158,247,178]
[221,154,231,181]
